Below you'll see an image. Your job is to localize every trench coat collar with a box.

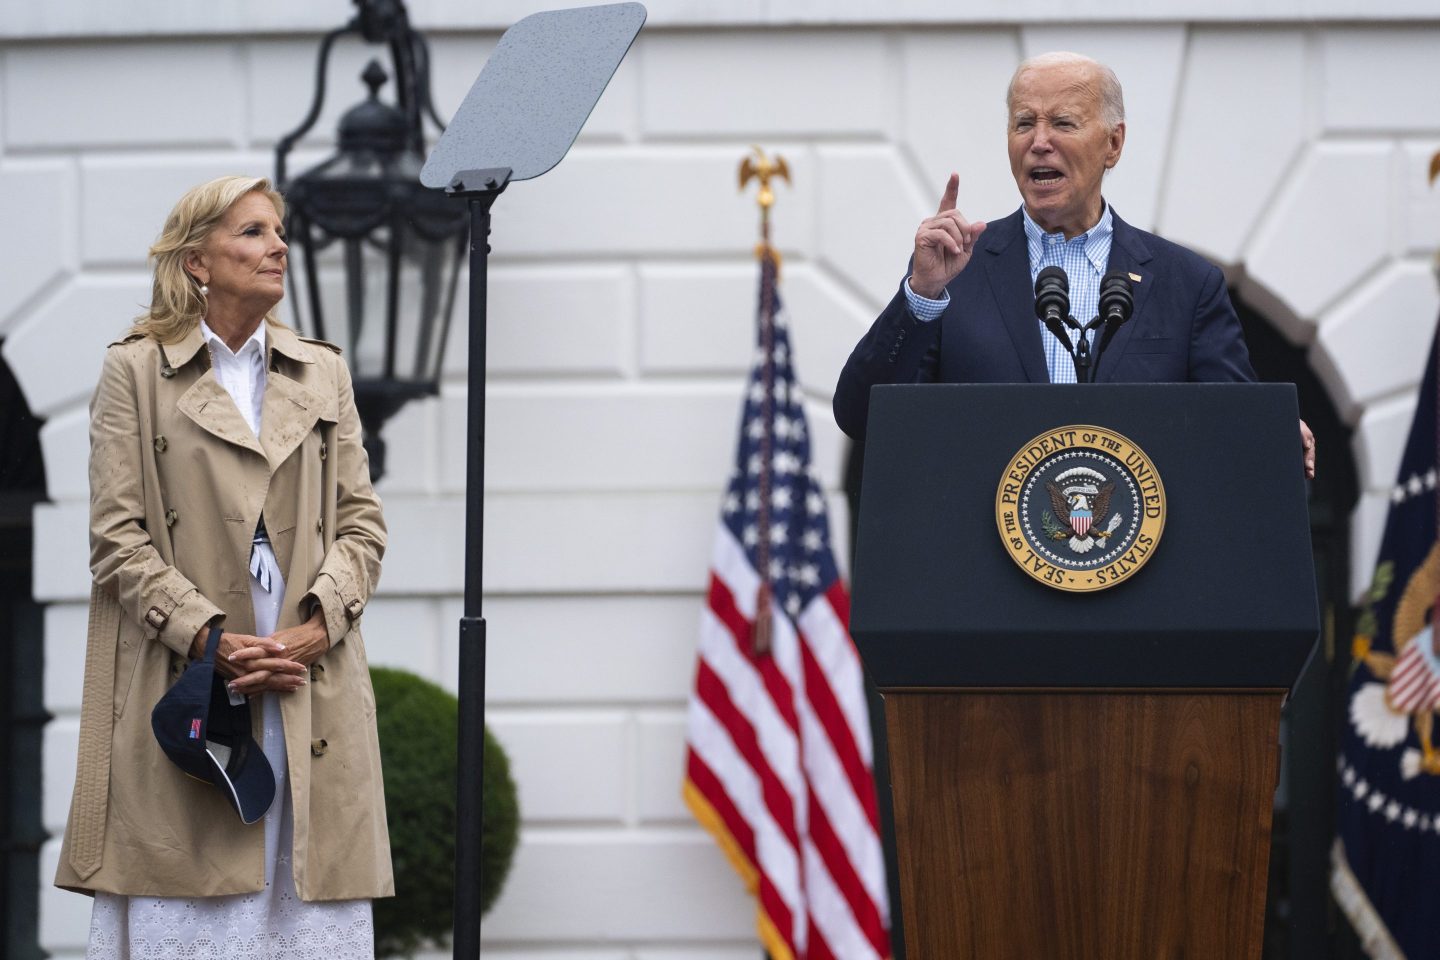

[160,319,316,373]
[266,320,317,366]
[172,321,333,468]
[160,323,207,372]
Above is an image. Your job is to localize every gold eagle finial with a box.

[740,147,790,270]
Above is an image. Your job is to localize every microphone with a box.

[1034,266,1072,345]
[1094,271,1135,369]
[1098,271,1134,326]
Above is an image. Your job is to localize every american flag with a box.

[683,252,891,960]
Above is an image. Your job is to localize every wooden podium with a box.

[850,385,1318,960]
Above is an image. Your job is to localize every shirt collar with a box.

[1021,201,1114,274]
[199,318,267,361]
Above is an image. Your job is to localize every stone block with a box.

[639,263,758,376]
[1353,394,1418,494]
[360,597,443,681]
[639,260,875,397]
[43,603,87,714]
[1401,141,1440,258]
[2,275,153,418]
[447,385,738,493]
[31,500,88,603]
[1350,491,1391,603]
[1311,261,1438,420]
[632,949,759,960]
[443,264,633,380]
[0,161,74,335]
[898,29,1023,224]
[487,710,629,823]
[1321,29,1440,133]
[491,146,816,260]
[641,31,890,137]
[79,154,276,267]
[473,595,706,704]
[816,145,931,309]
[481,832,752,941]
[42,716,78,835]
[5,42,243,148]
[372,395,440,498]
[782,263,878,399]
[247,38,391,148]
[1245,144,1392,322]
[1159,29,1308,266]
[635,710,691,824]
[38,407,89,501]
[378,490,717,594]
[39,844,91,951]
[1020,25,1185,232]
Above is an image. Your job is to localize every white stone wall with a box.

[4,8,1438,957]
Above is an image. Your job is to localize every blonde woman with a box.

[56,175,392,956]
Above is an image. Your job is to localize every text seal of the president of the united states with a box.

[995,425,1165,592]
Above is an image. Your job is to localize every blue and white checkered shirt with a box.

[904,204,1114,383]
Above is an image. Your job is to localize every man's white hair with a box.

[1005,52,1125,130]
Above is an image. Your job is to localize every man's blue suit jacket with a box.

[833,208,1256,440]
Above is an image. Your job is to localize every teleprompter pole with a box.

[449,166,511,960]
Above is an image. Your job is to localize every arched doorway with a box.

[0,347,47,960]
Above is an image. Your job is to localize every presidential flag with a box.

[682,249,891,960]
[1333,323,1440,959]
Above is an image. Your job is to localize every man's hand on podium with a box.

[1300,419,1316,479]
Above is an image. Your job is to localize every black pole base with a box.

[454,614,488,958]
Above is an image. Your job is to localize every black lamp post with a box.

[276,0,468,482]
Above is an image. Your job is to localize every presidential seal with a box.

[995,425,1165,592]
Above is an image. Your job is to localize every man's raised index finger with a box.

[936,173,959,214]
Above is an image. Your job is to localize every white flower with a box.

[1349,682,1410,749]
[1402,749,1423,781]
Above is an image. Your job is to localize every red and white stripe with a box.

[1388,631,1440,712]
[685,523,890,960]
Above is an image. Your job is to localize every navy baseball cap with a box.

[151,626,276,824]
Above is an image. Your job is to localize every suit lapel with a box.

[981,212,1049,383]
[1095,212,1156,382]
[175,373,267,459]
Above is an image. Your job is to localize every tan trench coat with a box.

[55,320,394,901]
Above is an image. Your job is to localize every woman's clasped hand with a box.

[194,610,331,695]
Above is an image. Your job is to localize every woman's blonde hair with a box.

[132,175,287,343]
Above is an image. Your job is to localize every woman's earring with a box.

[199,283,209,296]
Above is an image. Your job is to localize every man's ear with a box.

[1105,121,1126,170]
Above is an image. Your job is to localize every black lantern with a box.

[276,0,468,481]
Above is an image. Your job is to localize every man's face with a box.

[1007,63,1125,238]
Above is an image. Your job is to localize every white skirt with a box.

[87,543,375,959]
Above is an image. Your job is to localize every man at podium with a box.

[833,51,1316,477]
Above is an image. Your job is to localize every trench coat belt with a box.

[69,583,121,879]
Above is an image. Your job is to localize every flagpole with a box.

[739,146,790,657]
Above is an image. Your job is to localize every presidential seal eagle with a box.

[1044,467,1124,554]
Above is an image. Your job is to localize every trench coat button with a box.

[165,509,178,527]
[309,663,325,681]
[153,435,168,453]
[316,518,324,534]
[311,738,328,757]
[170,660,184,679]
[160,364,176,379]
[319,441,327,461]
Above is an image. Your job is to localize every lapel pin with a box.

[1128,272,1142,283]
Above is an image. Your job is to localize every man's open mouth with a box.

[1031,168,1064,183]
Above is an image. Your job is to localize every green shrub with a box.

[370,666,520,957]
